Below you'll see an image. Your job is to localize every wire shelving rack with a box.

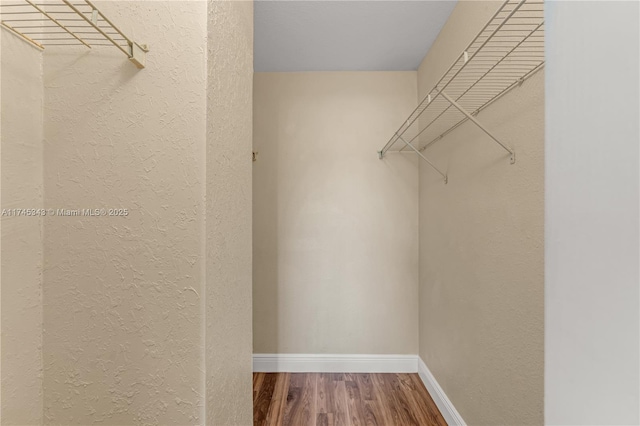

[0,0,147,68]
[379,0,544,183]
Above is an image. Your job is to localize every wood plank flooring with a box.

[253,373,447,426]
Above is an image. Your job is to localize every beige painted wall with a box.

[253,72,419,355]
[42,2,207,424]
[0,2,253,424]
[416,2,544,425]
[1,31,44,426]
[205,1,254,424]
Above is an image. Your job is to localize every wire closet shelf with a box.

[0,0,147,68]
[378,0,544,183]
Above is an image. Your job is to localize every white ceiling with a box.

[254,1,457,72]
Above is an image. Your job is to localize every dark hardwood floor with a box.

[253,373,447,426]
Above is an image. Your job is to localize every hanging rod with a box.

[0,0,148,68]
[378,0,544,183]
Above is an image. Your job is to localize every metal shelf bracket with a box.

[396,134,448,184]
[438,90,516,164]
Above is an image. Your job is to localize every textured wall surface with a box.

[416,2,544,425]
[42,2,207,424]
[205,2,254,424]
[0,21,2,424]
[253,72,419,355]
[545,2,639,424]
[1,30,44,426]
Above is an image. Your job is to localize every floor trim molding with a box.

[253,353,418,373]
[252,353,465,425]
[417,357,466,426]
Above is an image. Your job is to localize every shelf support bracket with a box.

[396,134,448,184]
[438,90,516,164]
[1,22,44,50]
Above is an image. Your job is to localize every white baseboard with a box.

[253,353,418,373]
[418,357,466,426]
[253,353,464,426]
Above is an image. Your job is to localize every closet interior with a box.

[3,0,639,425]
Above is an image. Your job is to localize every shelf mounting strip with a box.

[378,0,544,183]
[0,0,147,68]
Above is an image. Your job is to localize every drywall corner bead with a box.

[205,1,254,425]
